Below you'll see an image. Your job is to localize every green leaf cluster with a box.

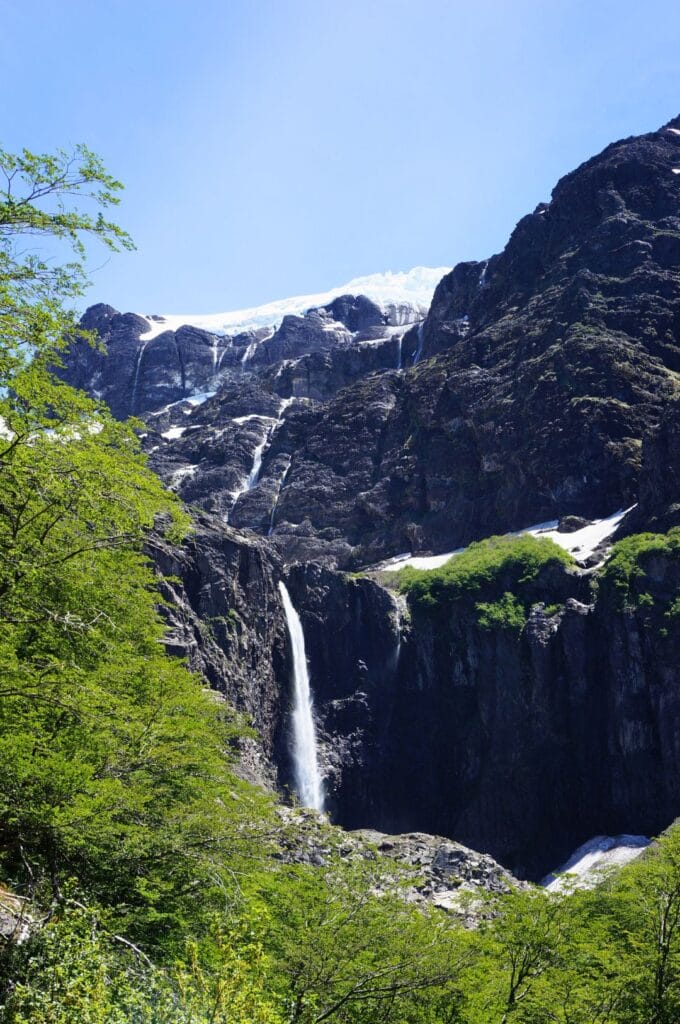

[598,527,680,612]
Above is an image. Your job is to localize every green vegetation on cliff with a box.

[398,534,574,631]
[598,527,680,609]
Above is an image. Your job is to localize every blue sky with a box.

[2,0,680,313]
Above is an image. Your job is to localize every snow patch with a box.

[376,505,635,573]
[528,506,636,561]
[161,426,187,440]
[232,414,277,426]
[542,835,650,892]
[151,391,217,419]
[137,267,449,340]
[380,549,465,572]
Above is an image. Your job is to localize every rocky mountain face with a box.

[57,118,680,881]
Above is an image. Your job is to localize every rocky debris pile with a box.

[274,809,525,924]
[354,830,526,916]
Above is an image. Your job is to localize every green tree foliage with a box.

[3,906,283,1023]
[598,528,680,612]
[253,858,468,1024]
[0,144,133,375]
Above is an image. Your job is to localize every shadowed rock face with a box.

[632,397,680,533]
[57,117,680,879]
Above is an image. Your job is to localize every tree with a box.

[255,857,469,1024]
[611,829,680,1024]
[0,144,276,963]
[0,144,132,377]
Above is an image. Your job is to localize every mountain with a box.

[58,117,680,880]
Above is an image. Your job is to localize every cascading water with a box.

[269,457,292,535]
[241,339,258,366]
[228,398,296,522]
[278,581,324,810]
[412,321,425,366]
[390,593,403,674]
[396,334,403,371]
[478,259,489,288]
[247,427,272,489]
[131,340,149,410]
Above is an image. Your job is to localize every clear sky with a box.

[2,0,680,314]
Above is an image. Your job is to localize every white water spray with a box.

[412,321,425,365]
[241,339,258,366]
[278,581,324,810]
[396,334,403,370]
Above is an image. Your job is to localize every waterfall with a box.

[246,427,272,489]
[228,399,296,521]
[396,334,403,371]
[131,340,149,410]
[269,457,292,535]
[478,259,489,288]
[278,581,324,810]
[226,417,275,521]
[210,337,219,373]
[241,339,258,366]
[390,593,403,673]
[412,321,425,366]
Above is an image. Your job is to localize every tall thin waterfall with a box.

[269,457,292,535]
[412,321,425,365]
[247,427,272,489]
[131,340,148,409]
[396,334,403,371]
[278,581,324,811]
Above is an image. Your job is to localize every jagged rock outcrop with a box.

[353,830,526,914]
[57,290,422,423]
[277,809,525,921]
[147,515,300,789]
[58,117,680,569]
[261,116,680,564]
